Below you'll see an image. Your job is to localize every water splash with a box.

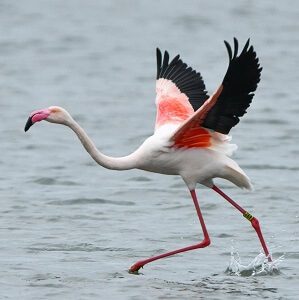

[226,244,284,276]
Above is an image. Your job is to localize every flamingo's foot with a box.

[128,261,144,274]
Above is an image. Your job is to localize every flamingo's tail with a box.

[221,158,253,191]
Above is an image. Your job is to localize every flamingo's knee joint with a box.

[200,237,211,248]
[250,217,260,230]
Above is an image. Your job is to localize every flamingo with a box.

[24,38,272,273]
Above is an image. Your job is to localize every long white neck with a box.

[66,118,139,171]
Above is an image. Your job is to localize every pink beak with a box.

[24,109,51,132]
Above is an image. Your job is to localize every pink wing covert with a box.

[155,78,212,148]
[155,78,194,130]
[154,49,212,149]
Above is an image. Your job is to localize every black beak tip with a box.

[24,117,33,132]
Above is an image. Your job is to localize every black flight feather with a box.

[156,48,209,111]
[203,38,262,134]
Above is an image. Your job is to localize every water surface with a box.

[0,1,298,299]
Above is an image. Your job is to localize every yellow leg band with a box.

[243,211,254,221]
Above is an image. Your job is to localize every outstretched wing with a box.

[155,48,209,130]
[203,38,262,134]
[171,38,262,146]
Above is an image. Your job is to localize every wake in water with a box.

[226,244,284,276]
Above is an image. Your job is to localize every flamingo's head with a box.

[24,106,71,132]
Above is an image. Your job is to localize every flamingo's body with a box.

[25,38,272,273]
[125,125,249,191]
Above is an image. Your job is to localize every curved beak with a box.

[24,116,33,132]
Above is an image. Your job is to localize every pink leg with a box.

[212,185,272,262]
[129,190,210,273]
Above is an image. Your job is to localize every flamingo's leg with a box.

[212,185,272,262]
[129,190,210,273]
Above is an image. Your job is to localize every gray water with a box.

[0,0,298,299]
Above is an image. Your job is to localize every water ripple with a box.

[27,243,131,253]
[48,197,135,206]
[242,164,299,171]
[33,177,79,186]
[127,176,152,182]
